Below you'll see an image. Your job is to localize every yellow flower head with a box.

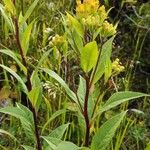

[100,21,116,37]
[50,34,65,47]
[112,58,125,74]
[76,0,99,18]
[76,0,107,28]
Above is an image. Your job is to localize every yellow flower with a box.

[112,58,125,74]
[100,21,116,37]
[76,0,108,28]
[98,5,107,24]
[50,34,65,47]
[76,0,99,18]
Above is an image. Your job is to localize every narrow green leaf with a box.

[23,0,39,23]
[28,87,40,107]
[41,136,61,149]
[40,68,77,103]
[56,141,80,150]
[22,145,35,150]
[77,76,86,106]
[0,129,17,142]
[81,41,98,73]
[0,64,28,93]
[30,72,42,110]
[42,109,67,134]
[48,123,70,139]
[100,91,149,113]
[104,58,112,83]
[72,30,83,52]
[35,48,53,72]
[0,103,34,140]
[93,36,115,83]
[3,0,16,15]
[0,49,27,75]
[66,13,83,37]
[21,21,34,55]
[91,111,127,150]
[0,4,15,32]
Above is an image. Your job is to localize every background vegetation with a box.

[0,0,150,150]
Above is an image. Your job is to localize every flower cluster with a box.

[75,0,116,36]
[49,34,65,47]
[76,0,99,18]
[99,21,116,37]
[112,58,125,74]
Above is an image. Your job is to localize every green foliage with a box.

[0,0,149,150]
[91,111,127,150]
[41,68,77,103]
[80,41,98,73]
[55,141,80,150]
[0,103,35,140]
[93,36,115,84]
[100,91,149,113]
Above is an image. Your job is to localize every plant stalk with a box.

[12,1,42,149]
[83,74,90,147]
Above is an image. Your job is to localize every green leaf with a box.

[0,4,15,32]
[41,68,77,103]
[100,91,149,113]
[30,72,42,111]
[91,111,127,150]
[27,87,40,107]
[72,30,83,52]
[104,58,112,83]
[77,76,86,106]
[34,48,53,73]
[0,103,34,140]
[77,76,94,118]
[48,123,70,139]
[0,64,28,93]
[22,145,35,150]
[66,13,83,37]
[22,0,39,23]
[42,109,67,134]
[56,141,80,150]
[0,49,27,75]
[3,0,16,15]
[42,124,70,149]
[21,20,34,55]
[42,136,61,150]
[0,129,17,142]
[93,36,115,83]
[81,41,98,73]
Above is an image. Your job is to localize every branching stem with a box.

[12,1,42,149]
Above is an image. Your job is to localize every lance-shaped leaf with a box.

[0,4,15,32]
[91,111,127,150]
[0,103,34,140]
[21,20,34,56]
[66,12,83,37]
[93,36,114,84]
[81,41,98,73]
[0,49,27,75]
[56,141,80,150]
[22,145,35,150]
[100,91,149,113]
[22,0,39,23]
[0,64,28,93]
[3,0,16,15]
[41,68,77,103]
